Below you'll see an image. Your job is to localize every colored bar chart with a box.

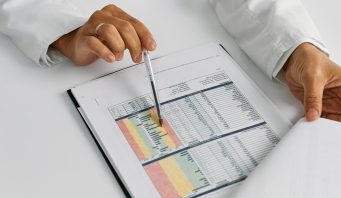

[144,150,209,198]
[116,108,182,161]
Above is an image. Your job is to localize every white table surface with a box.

[0,0,340,197]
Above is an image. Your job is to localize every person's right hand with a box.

[52,4,157,65]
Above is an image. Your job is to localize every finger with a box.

[322,97,341,114]
[325,113,341,122]
[102,4,125,16]
[115,52,124,61]
[86,11,111,35]
[321,111,327,118]
[83,16,139,62]
[114,18,142,63]
[303,78,325,121]
[126,17,156,51]
[325,61,341,89]
[102,4,156,51]
[333,87,341,98]
[96,23,125,55]
[84,36,115,62]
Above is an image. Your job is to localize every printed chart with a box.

[109,72,280,198]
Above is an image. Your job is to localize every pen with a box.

[143,50,163,126]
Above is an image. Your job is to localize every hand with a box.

[285,43,341,122]
[51,4,156,65]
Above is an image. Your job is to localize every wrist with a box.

[284,43,327,72]
[51,29,78,59]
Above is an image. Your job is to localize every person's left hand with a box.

[285,43,341,122]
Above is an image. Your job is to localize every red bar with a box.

[144,162,179,198]
[117,120,145,161]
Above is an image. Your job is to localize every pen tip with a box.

[159,118,163,126]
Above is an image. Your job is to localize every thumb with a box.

[303,79,325,121]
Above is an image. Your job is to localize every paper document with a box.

[233,118,341,198]
[68,43,291,198]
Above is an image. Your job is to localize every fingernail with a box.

[147,38,157,50]
[134,54,142,63]
[307,108,319,120]
[106,54,115,62]
[115,53,124,61]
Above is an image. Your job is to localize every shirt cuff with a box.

[38,15,87,67]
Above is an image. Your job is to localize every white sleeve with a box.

[0,0,87,67]
[210,0,329,79]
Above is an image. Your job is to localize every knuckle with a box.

[129,17,141,25]
[97,24,118,39]
[102,4,124,16]
[102,4,115,11]
[98,24,111,35]
[90,10,103,20]
[305,95,322,111]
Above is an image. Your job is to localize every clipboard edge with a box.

[67,89,132,198]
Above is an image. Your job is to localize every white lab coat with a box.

[0,0,328,79]
[0,0,86,66]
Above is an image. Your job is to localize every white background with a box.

[0,0,340,197]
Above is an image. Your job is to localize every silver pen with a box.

[143,50,163,126]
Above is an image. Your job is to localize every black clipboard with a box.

[67,89,132,198]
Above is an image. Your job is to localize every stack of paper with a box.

[233,118,341,198]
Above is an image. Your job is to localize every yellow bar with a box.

[123,119,152,159]
[159,127,176,149]
[159,156,193,196]
[148,109,176,149]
